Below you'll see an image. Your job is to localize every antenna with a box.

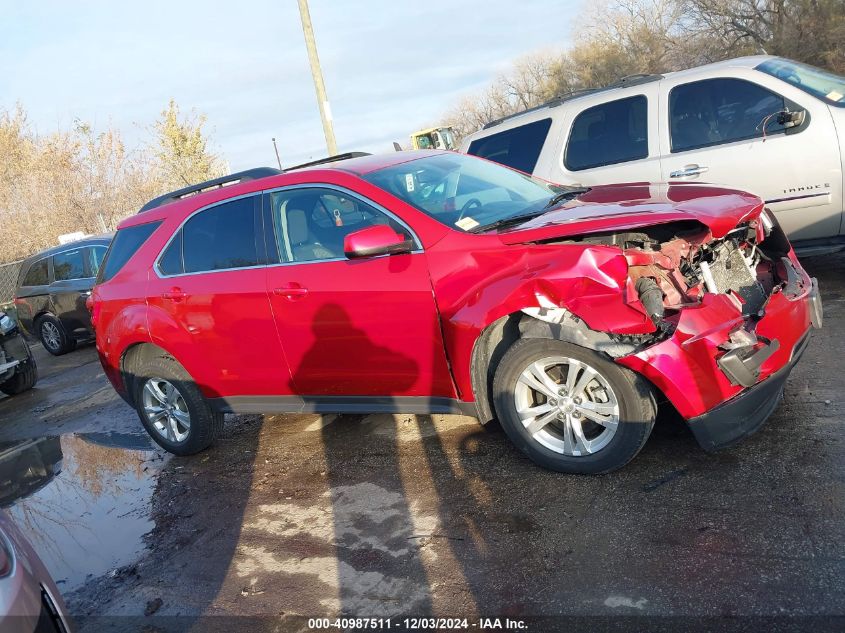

[272,138,282,170]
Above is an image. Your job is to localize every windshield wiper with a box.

[542,186,591,210]
[468,211,549,233]
[467,186,591,234]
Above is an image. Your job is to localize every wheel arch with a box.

[469,308,650,424]
[120,342,183,408]
[32,310,55,329]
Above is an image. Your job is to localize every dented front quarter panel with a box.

[427,232,656,399]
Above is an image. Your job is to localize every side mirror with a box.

[344,225,414,259]
[777,109,806,129]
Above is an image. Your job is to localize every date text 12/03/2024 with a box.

[307,617,528,630]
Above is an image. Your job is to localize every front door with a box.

[659,73,843,241]
[263,186,455,402]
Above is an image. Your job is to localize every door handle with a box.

[161,287,186,302]
[273,285,309,299]
[670,164,709,178]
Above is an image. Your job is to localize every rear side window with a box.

[182,197,259,273]
[565,96,648,171]
[88,246,108,277]
[22,258,49,286]
[466,118,552,173]
[670,78,786,152]
[158,230,184,275]
[53,249,86,281]
[98,221,162,284]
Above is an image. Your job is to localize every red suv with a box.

[91,151,822,474]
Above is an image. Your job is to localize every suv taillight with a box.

[86,294,100,329]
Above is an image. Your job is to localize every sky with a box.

[1,1,580,171]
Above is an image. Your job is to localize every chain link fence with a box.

[0,260,23,308]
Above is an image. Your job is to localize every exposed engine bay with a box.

[565,211,795,331]
[521,209,818,376]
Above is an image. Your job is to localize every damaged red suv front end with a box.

[490,181,822,452]
[612,199,820,450]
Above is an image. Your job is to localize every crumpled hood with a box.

[497,182,765,244]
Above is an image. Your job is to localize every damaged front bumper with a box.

[688,331,809,451]
[616,255,821,450]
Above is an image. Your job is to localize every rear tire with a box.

[37,315,76,356]
[492,338,655,474]
[0,360,38,395]
[132,354,224,456]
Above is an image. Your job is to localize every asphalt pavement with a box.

[0,254,842,632]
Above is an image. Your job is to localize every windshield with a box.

[756,58,845,107]
[362,153,569,232]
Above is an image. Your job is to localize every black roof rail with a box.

[138,167,281,213]
[481,73,664,131]
[607,73,664,88]
[284,151,371,171]
[137,153,372,213]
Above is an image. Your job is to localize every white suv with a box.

[460,56,845,255]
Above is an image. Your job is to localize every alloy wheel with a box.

[141,377,191,443]
[41,321,62,352]
[513,355,620,456]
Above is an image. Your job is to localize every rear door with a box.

[14,257,50,334]
[658,72,843,241]
[146,194,292,399]
[50,247,93,336]
[549,84,663,186]
[263,185,455,402]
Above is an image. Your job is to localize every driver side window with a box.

[269,188,412,263]
[670,78,787,152]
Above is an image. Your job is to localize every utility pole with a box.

[297,0,338,156]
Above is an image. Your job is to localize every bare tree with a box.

[443,51,558,141]
[151,99,227,189]
[682,0,845,72]
[442,0,844,134]
[0,101,226,263]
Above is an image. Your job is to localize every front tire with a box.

[132,354,224,455]
[492,338,655,474]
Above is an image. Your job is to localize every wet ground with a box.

[0,255,843,632]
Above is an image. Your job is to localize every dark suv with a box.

[14,236,112,355]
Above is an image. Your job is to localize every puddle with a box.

[0,431,165,590]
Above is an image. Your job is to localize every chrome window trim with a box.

[154,191,263,279]
[154,184,424,278]
[562,93,650,172]
[20,256,50,288]
[263,183,424,255]
[22,243,110,287]
[51,246,87,282]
